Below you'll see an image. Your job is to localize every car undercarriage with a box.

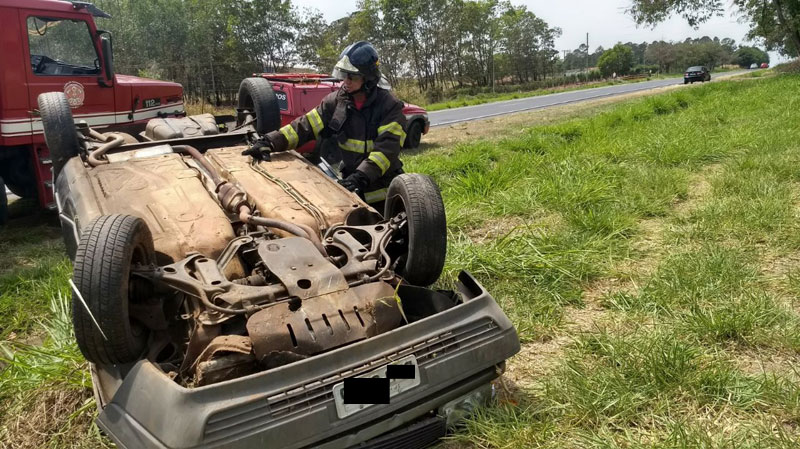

[41,78,519,448]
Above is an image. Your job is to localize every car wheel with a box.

[237,78,281,136]
[684,80,688,84]
[403,121,423,149]
[2,154,38,199]
[0,176,8,226]
[38,92,81,182]
[72,214,155,365]
[384,174,446,286]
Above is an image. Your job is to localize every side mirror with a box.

[100,34,114,86]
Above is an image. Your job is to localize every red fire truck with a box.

[0,0,185,223]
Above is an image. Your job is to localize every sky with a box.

[292,0,788,63]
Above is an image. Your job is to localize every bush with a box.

[774,59,800,73]
[632,64,659,75]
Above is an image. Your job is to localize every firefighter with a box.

[242,41,407,208]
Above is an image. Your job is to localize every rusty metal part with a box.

[88,133,125,166]
[167,145,326,256]
[217,183,248,214]
[67,153,235,262]
[204,149,363,234]
[194,335,256,386]
[179,323,221,377]
[140,253,285,315]
[295,222,325,254]
[240,206,309,240]
[248,158,327,231]
[239,205,327,257]
[171,145,223,187]
[246,281,403,364]
[257,237,347,300]
[324,219,405,283]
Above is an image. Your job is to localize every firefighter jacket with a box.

[263,87,407,203]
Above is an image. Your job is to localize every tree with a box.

[735,46,770,67]
[628,0,800,56]
[597,44,634,76]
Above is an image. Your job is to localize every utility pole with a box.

[585,33,589,72]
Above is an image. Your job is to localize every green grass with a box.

[0,293,111,448]
[407,73,800,447]
[0,209,71,339]
[3,73,800,448]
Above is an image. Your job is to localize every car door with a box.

[22,10,114,139]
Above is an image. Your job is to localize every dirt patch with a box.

[0,388,97,449]
[503,335,571,390]
[675,163,722,217]
[732,347,800,379]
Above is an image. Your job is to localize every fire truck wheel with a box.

[72,214,155,365]
[237,78,281,136]
[384,174,447,286]
[0,176,8,226]
[38,92,81,181]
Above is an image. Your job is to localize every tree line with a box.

[564,37,770,77]
[90,0,781,104]
[92,0,564,101]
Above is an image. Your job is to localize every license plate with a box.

[332,355,420,419]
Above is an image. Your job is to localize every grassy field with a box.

[420,69,742,112]
[1,72,799,447]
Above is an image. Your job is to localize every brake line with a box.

[249,159,328,231]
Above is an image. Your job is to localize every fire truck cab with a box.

[0,0,184,223]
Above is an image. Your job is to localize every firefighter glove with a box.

[339,170,370,194]
[241,138,273,161]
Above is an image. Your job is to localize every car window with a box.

[27,16,100,76]
[687,66,702,71]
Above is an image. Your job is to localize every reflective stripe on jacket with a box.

[264,87,407,183]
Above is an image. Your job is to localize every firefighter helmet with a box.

[332,41,381,82]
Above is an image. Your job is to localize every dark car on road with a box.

[684,66,711,84]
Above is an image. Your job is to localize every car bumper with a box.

[96,271,520,449]
[684,75,708,82]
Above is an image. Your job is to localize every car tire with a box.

[72,214,155,365]
[237,78,281,136]
[384,174,446,286]
[684,80,688,84]
[38,92,81,182]
[2,154,38,199]
[0,176,8,226]
[404,121,423,149]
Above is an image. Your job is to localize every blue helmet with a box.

[332,41,381,82]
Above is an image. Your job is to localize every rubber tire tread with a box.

[72,214,154,365]
[404,121,423,149]
[37,92,80,181]
[0,176,7,226]
[385,174,446,286]
[237,78,282,135]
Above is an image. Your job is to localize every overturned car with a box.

[41,78,519,449]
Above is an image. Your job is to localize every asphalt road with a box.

[428,70,752,127]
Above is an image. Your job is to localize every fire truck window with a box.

[27,17,101,76]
